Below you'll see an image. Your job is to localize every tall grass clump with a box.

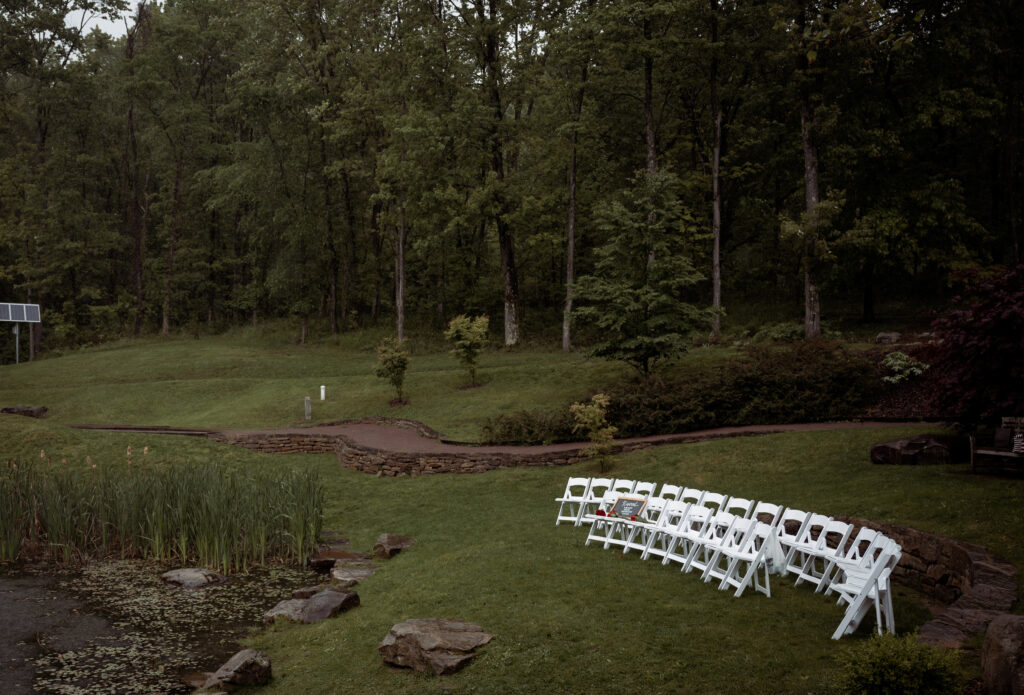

[0,457,323,571]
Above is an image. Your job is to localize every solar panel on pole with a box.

[0,303,41,323]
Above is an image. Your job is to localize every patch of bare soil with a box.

[1,561,317,694]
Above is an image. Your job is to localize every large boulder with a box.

[202,649,272,690]
[983,615,1024,695]
[374,533,415,559]
[871,437,952,466]
[379,618,493,675]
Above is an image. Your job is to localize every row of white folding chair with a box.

[774,512,901,637]
[556,477,685,527]
[563,476,901,634]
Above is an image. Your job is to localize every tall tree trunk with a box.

[395,196,407,343]
[161,162,183,338]
[497,219,520,345]
[125,11,149,337]
[797,2,821,339]
[563,128,578,352]
[800,98,822,339]
[643,18,657,176]
[709,0,723,342]
[480,0,519,346]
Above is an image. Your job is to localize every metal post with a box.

[320,385,326,401]
[12,323,19,364]
[304,396,312,421]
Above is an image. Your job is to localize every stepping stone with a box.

[264,589,359,624]
[202,649,272,690]
[380,618,493,675]
[374,533,415,559]
[331,564,377,588]
[160,568,227,589]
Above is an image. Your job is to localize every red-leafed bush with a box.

[925,266,1024,420]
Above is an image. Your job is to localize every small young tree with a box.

[570,394,618,472]
[444,315,488,387]
[374,337,410,404]
[573,171,707,376]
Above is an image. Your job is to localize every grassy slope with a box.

[0,331,629,440]
[2,332,1022,693]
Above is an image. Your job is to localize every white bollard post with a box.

[320,384,326,401]
[304,396,312,421]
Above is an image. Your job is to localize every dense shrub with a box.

[924,265,1024,420]
[480,408,577,445]
[835,633,961,695]
[605,342,882,437]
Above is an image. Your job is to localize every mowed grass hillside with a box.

[2,330,1022,692]
[0,327,632,440]
[2,416,1022,693]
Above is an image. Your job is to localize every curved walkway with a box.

[73,419,922,456]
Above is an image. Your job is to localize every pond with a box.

[1,560,319,694]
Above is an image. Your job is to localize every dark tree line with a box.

[1,0,1019,357]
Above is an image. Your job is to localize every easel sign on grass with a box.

[610,496,647,518]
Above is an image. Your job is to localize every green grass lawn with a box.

[0,329,632,440]
[1,331,1021,693]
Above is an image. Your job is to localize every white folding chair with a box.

[621,494,674,555]
[818,527,887,595]
[830,539,901,639]
[584,492,621,545]
[661,491,728,569]
[577,477,613,524]
[657,483,684,500]
[783,512,832,576]
[702,519,775,598]
[792,519,853,589]
[640,496,700,561]
[632,480,658,496]
[661,492,729,568]
[750,501,784,528]
[682,510,742,575]
[610,479,636,494]
[555,477,591,526]
[722,496,755,521]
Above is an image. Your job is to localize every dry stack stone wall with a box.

[335,437,585,475]
[837,515,1018,647]
[208,432,337,454]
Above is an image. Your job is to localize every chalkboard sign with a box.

[609,496,647,518]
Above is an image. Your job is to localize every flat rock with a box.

[300,589,360,623]
[331,564,377,587]
[875,332,902,344]
[374,533,416,559]
[264,590,359,624]
[379,618,493,675]
[202,649,272,690]
[264,598,307,623]
[160,568,227,589]
[292,584,329,599]
[982,614,1024,695]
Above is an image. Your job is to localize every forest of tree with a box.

[1,0,1020,359]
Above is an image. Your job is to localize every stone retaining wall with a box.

[837,515,1018,647]
[334,436,585,475]
[208,433,337,455]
